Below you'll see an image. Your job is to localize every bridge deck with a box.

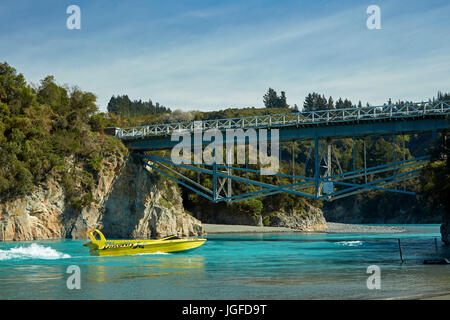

[125,116,449,151]
[117,101,450,149]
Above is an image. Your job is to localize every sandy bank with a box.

[203,222,407,234]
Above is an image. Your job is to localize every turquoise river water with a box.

[0,224,449,299]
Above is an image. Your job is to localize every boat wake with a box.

[336,241,363,247]
[134,251,170,256]
[0,243,71,261]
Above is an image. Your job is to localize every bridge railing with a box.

[117,100,450,140]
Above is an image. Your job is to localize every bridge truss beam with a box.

[137,146,429,203]
[119,100,449,202]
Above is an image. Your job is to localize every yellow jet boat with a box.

[83,229,206,256]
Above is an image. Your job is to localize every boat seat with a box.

[87,229,107,242]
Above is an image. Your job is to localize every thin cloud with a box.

[1,0,449,111]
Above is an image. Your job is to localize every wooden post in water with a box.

[398,239,404,263]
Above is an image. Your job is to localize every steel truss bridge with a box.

[114,100,450,203]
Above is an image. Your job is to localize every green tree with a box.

[263,88,289,108]
[420,135,450,207]
[303,93,327,111]
[107,95,171,118]
[327,96,334,109]
[0,62,126,205]
[37,76,70,115]
[335,97,353,109]
[437,91,450,102]
[263,88,279,108]
[419,133,450,244]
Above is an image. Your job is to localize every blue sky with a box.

[1,0,449,112]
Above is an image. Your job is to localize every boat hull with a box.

[83,230,206,257]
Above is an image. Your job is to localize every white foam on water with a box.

[134,251,170,256]
[336,241,363,247]
[0,243,71,261]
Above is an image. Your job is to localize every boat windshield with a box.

[163,236,181,240]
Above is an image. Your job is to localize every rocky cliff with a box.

[322,195,443,224]
[269,204,327,231]
[187,201,327,232]
[442,213,450,245]
[0,154,205,241]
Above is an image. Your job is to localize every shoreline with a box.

[203,222,407,234]
[383,292,450,300]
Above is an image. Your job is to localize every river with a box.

[0,224,448,299]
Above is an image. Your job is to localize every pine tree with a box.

[263,88,279,108]
[107,95,170,117]
[303,93,328,111]
[343,98,353,108]
[263,88,289,108]
[335,98,344,109]
[280,91,289,108]
[327,96,334,109]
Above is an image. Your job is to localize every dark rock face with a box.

[442,213,450,245]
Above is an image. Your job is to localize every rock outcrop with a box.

[89,157,204,239]
[269,204,328,231]
[0,155,205,241]
[190,201,327,232]
[0,178,66,241]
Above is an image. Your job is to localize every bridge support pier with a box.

[314,135,320,198]
[393,133,397,190]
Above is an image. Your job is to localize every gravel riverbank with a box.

[203,223,407,234]
[324,222,406,234]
